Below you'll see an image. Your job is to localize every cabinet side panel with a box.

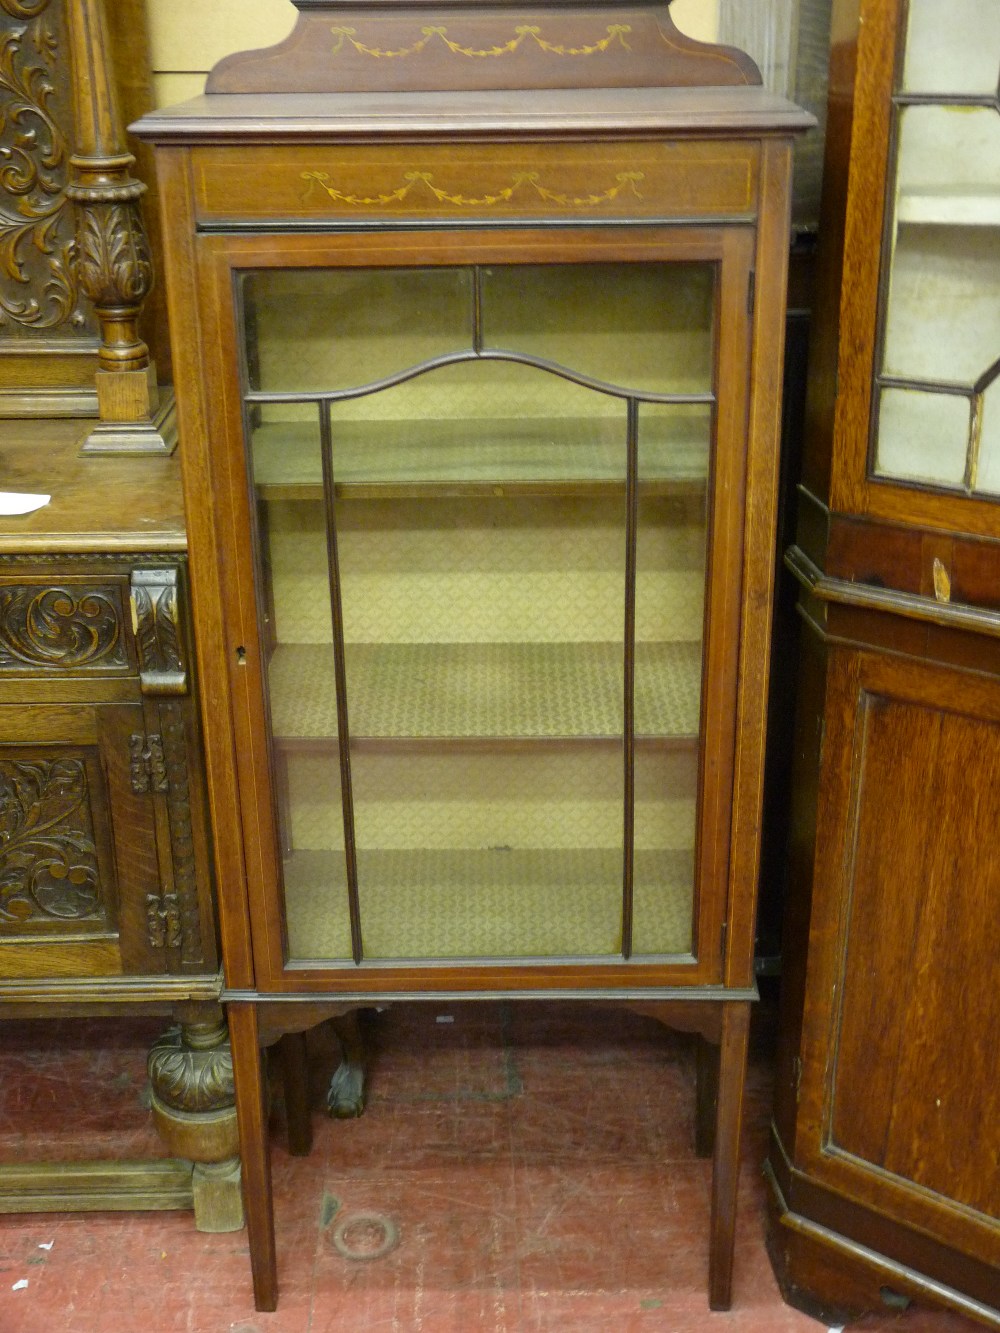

[829,677,1000,1219]
[770,616,828,1154]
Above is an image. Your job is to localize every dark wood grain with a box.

[206,3,761,95]
[0,420,185,554]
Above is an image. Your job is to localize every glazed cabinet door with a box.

[794,645,1000,1289]
[205,226,755,991]
[0,702,175,979]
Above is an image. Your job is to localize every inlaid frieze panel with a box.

[0,752,111,931]
[0,582,128,671]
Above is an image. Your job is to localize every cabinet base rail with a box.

[227,992,755,1314]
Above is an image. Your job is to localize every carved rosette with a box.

[0,584,126,670]
[148,1021,236,1115]
[0,0,90,336]
[0,756,105,927]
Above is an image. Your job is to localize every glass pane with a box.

[327,358,627,491]
[874,386,970,486]
[243,260,721,968]
[631,404,708,957]
[243,268,473,394]
[282,755,353,963]
[249,420,355,963]
[482,263,715,395]
[894,105,1000,234]
[883,223,1000,385]
[352,751,625,959]
[338,465,627,959]
[903,0,1000,96]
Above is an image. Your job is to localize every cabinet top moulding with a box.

[133,1,811,147]
[133,87,812,146]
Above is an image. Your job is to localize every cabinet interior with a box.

[242,261,717,965]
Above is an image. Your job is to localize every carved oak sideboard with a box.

[0,420,237,1229]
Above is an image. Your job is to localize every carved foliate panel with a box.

[0,582,129,671]
[0,0,95,340]
[0,752,112,931]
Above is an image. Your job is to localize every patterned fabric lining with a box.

[269,640,702,739]
[283,847,693,961]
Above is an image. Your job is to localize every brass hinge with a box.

[129,732,169,795]
[146,892,182,950]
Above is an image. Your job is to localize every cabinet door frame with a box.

[159,140,792,996]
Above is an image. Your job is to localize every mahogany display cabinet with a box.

[135,0,811,1310]
[769,0,1000,1325]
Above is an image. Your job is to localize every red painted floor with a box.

[0,1002,981,1333]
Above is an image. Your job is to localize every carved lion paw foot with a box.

[326,1060,366,1118]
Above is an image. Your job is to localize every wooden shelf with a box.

[268,640,702,743]
[251,418,710,500]
[283,846,694,961]
[897,188,1000,227]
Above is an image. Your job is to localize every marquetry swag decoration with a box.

[327,21,634,59]
[302,167,646,210]
[208,0,760,94]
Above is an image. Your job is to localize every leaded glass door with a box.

[237,237,749,979]
[872,0,1000,491]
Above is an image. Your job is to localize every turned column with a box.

[147,1013,244,1233]
[66,0,176,452]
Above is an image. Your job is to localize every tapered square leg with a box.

[695,1033,720,1158]
[709,1000,751,1310]
[228,1003,277,1312]
[278,1030,314,1156]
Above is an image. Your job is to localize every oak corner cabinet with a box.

[134,0,811,1311]
[768,0,1000,1326]
[0,421,238,1229]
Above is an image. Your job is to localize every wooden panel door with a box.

[0,702,171,979]
[793,645,1000,1293]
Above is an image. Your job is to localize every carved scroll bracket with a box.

[130,567,187,695]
